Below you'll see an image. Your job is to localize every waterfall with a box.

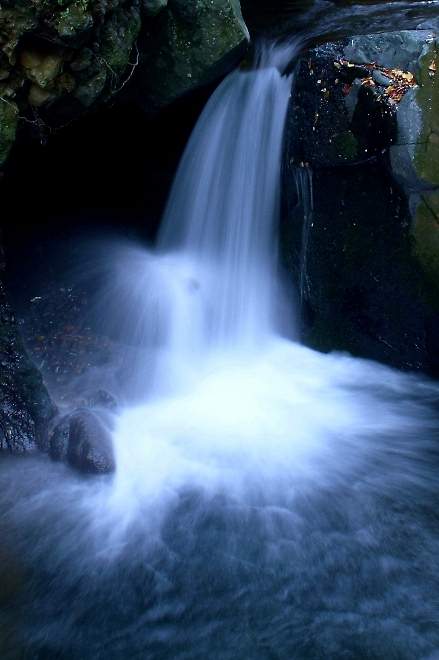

[102,42,438,531]
[132,45,295,364]
[157,63,292,347]
[3,39,439,660]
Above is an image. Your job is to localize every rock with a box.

[136,0,249,111]
[79,389,118,412]
[20,50,63,88]
[0,273,56,454]
[142,0,168,17]
[50,0,94,39]
[412,191,439,292]
[0,0,248,168]
[0,100,18,167]
[50,409,115,474]
[49,415,71,462]
[372,69,393,87]
[282,27,439,373]
[28,84,55,107]
[343,31,430,72]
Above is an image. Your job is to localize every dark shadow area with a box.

[1,84,215,308]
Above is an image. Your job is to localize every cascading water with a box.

[156,52,293,348]
[2,40,439,660]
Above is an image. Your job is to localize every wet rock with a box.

[282,27,439,373]
[412,190,439,295]
[130,0,248,111]
[50,409,115,474]
[372,69,393,87]
[142,0,168,17]
[0,274,55,454]
[49,414,71,462]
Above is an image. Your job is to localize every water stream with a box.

[2,36,439,660]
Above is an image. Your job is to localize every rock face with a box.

[50,409,115,474]
[0,0,247,167]
[0,267,55,453]
[283,26,439,373]
[137,0,248,111]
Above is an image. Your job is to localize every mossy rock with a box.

[51,0,94,39]
[0,100,18,168]
[414,39,439,187]
[0,0,247,167]
[412,191,439,304]
[137,0,248,111]
[100,6,142,76]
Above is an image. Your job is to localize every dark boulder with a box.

[50,409,115,475]
[136,0,248,112]
[282,27,439,374]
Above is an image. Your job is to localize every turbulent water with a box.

[246,0,439,39]
[2,37,439,660]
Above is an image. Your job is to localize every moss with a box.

[141,0,247,109]
[414,40,439,186]
[412,191,439,305]
[0,0,247,164]
[74,66,107,106]
[0,6,38,62]
[100,7,141,76]
[332,130,359,161]
[52,0,93,38]
[0,100,18,168]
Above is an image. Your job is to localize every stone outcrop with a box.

[0,0,248,167]
[283,26,439,373]
[137,0,248,111]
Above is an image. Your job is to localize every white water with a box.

[3,41,439,660]
[107,46,297,510]
[96,44,439,537]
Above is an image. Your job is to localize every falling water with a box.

[156,50,293,347]
[3,40,439,660]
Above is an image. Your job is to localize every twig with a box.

[113,42,139,95]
